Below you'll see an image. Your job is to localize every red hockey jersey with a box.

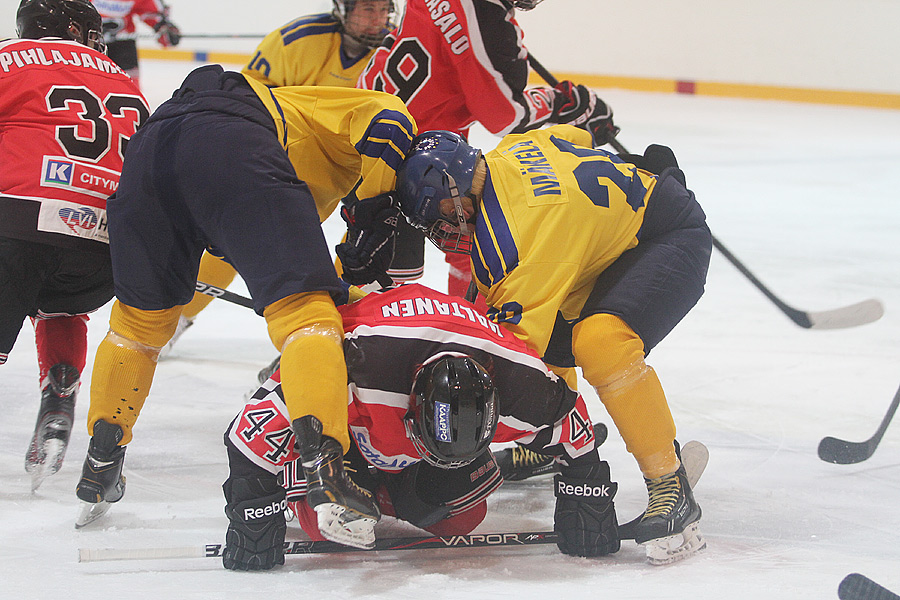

[358,0,556,137]
[91,0,168,40]
[0,38,148,251]
[227,284,599,480]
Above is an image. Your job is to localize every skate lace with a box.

[512,446,552,468]
[643,472,681,519]
[342,460,374,500]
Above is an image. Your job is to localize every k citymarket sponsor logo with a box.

[42,156,120,200]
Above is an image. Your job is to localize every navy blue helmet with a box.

[396,131,482,254]
[404,355,497,469]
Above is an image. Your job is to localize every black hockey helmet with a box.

[16,0,105,53]
[404,354,498,469]
[501,0,546,10]
[332,0,396,50]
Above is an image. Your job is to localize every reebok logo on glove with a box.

[243,498,288,521]
[556,479,611,499]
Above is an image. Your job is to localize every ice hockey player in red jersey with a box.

[0,0,150,491]
[359,0,619,302]
[221,284,614,570]
[90,0,181,87]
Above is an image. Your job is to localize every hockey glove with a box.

[379,462,452,529]
[222,477,287,571]
[553,459,620,557]
[335,192,400,288]
[552,81,597,126]
[585,98,619,148]
[154,19,181,47]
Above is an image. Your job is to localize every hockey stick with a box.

[526,53,885,330]
[194,281,254,309]
[710,237,884,329]
[818,382,900,464]
[77,441,708,563]
[839,573,900,600]
[138,33,267,39]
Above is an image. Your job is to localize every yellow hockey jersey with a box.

[471,125,658,355]
[244,76,417,222]
[242,13,376,88]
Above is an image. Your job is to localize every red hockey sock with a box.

[33,315,88,383]
[445,252,471,298]
[288,500,328,542]
[424,501,487,536]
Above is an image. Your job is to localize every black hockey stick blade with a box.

[711,236,883,329]
[839,573,900,600]
[818,383,900,464]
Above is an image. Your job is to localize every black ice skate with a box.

[633,457,706,565]
[497,422,607,482]
[293,416,380,549]
[75,420,127,528]
[25,364,79,492]
[496,445,559,481]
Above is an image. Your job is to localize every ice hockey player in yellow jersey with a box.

[75,65,416,559]
[163,0,397,356]
[397,126,711,565]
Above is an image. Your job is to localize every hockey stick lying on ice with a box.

[818,382,900,464]
[526,54,885,330]
[77,444,707,563]
[838,573,900,600]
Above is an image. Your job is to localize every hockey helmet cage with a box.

[332,0,395,50]
[396,131,482,254]
[501,0,546,10]
[16,0,105,53]
[404,355,498,469]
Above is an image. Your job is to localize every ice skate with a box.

[25,364,79,492]
[633,458,706,565]
[158,314,194,359]
[75,420,126,528]
[497,422,607,481]
[257,355,281,384]
[293,416,380,549]
[496,445,559,481]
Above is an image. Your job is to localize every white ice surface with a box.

[2,59,899,599]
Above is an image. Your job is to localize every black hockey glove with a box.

[154,19,181,47]
[380,461,452,528]
[553,459,620,557]
[552,80,597,126]
[584,98,619,148]
[335,192,400,288]
[222,477,287,571]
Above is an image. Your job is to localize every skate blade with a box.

[642,521,706,565]
[75,500,112,529]
[27,439,67,492]
[314,503,377,550]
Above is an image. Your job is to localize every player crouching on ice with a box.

[221,284,612,570]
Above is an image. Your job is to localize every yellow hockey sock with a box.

[265,292,349,451]
[87,302,182,445]
[572,313,677,479]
